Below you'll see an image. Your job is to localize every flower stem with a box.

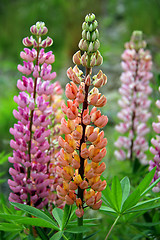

[27,44,40,205]
[105,216,120,240]
[77,63,90,240]
[129,53,139,164]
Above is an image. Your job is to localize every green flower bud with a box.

[88,42,94,52]
[89,24,94,32]
[95,29,99,39]
[91,32,97,41]
[85,15,90,22]
[93,39,100,51]
[89,13,95,22]
[86,31,91,41]
[82,30,87,39]
[82,22,87,30]
[93,20,98,30]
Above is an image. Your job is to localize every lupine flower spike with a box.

[8,22,57,209]
[149,87,160,192]
[115,31,153,165]
[57,14,108,218]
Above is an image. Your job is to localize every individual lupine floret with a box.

[115,31,153,165]
[149,87,160,192]
[57,14,108,218]
[8,22,57,209]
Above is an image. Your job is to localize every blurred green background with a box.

[1,0,160,238]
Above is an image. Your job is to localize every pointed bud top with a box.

[126,30,146,51]
[30,21,48,36]
[85,13,95,22]
[131,31,143,42]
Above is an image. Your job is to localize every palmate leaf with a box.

[101,168,160,217]
[10,202,59,230]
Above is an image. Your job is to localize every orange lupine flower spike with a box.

[57,13,108,218]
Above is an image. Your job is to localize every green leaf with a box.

[83,218,100,223]
[3,232,19,240]
[0,213,57,229]
[68,205,77,221]
[0,179,6,184]
[65,226,90,233]
[50,231,63,240]
[0,171,5,177]
[100,206,117,214]
[0,223,23,232]
[27,235,35,240]
[120,177,130,206]
[141,177,160,197]
[133,221,160,227]
[83,231,100,240]
[101,185,116,210]
[0,152,11,165]
[111,176,122,212]
[35,226,49,240]
[137,167,156,196]
[62,204,72,229]
[52,208,63,230]
[121,188,141,212]
[10,202,59,230]
[125,197,160,213]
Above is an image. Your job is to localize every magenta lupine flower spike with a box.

[115,31,153,164]
[8,22,57,208]
[149,87,160,192]
[57,14,108,218]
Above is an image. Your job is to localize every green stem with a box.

[76,216,83,240]
[105,216,120,240]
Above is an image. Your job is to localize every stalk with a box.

[129,54,139,164]
[27,43,40,205]
[105,216,120,240]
